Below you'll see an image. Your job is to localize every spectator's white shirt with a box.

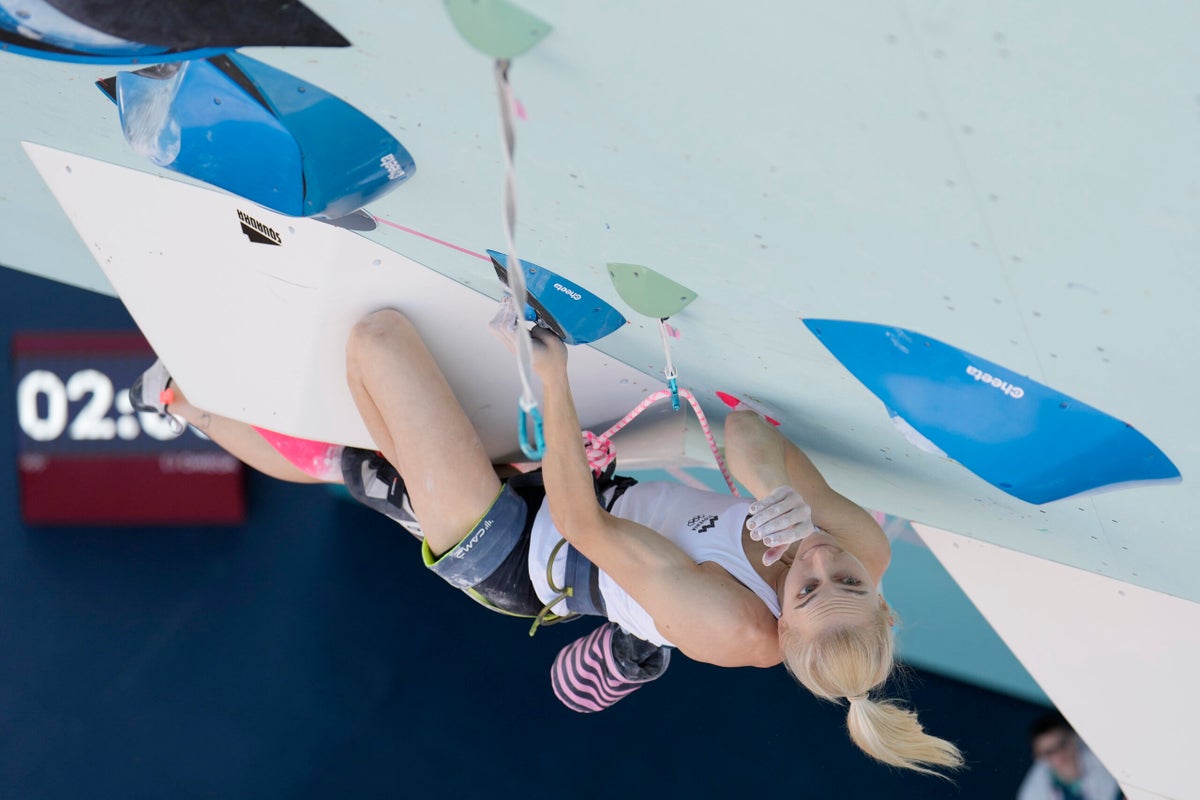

[1017,744,1120,800]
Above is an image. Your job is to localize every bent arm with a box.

[538,355,779,668]
[724,410,890,581]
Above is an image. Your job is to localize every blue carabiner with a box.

[518,403,546,460]
[668,376,681,411]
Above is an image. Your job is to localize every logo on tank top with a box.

[686,513,718,534]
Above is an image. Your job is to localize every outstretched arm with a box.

[532,330,780,668]
[170,386,336,484]
[724,410,890,581]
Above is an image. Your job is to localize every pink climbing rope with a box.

[581,430,615,474]
[583,388,741,497]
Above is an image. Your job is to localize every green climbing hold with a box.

[607,263,697,319]
[444,0,552,59]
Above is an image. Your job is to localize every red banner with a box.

[12,332,245,525]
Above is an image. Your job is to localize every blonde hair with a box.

[780,606,964,777]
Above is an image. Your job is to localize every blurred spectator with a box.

[1017,710,1123,800]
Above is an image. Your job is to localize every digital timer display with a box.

[12,332,245,525]
[17,365,188,447]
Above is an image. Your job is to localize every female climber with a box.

[131,307,963,776]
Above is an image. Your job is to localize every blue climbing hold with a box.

[805,319,1180,504]
[488,251,627,345]
[102,53,414,218]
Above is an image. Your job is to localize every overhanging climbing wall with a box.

[1,3,1197,794]
[3,0,1194,600]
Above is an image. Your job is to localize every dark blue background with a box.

[0,267,1045,799]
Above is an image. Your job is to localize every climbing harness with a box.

[528,389,742,632]
[523,464,636,635]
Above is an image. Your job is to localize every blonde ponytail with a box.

[846,694,964,776]
[780,607,964,776]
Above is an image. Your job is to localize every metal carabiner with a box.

[665,372,681,411]
[518,400,546,460]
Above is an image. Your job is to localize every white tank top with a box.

[528,482,781,647]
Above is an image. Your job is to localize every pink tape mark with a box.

[662,321,681,340]
[513,97,528,121]
[714,391,781,427]
[372,216,490,262]
[253,426,343,480]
